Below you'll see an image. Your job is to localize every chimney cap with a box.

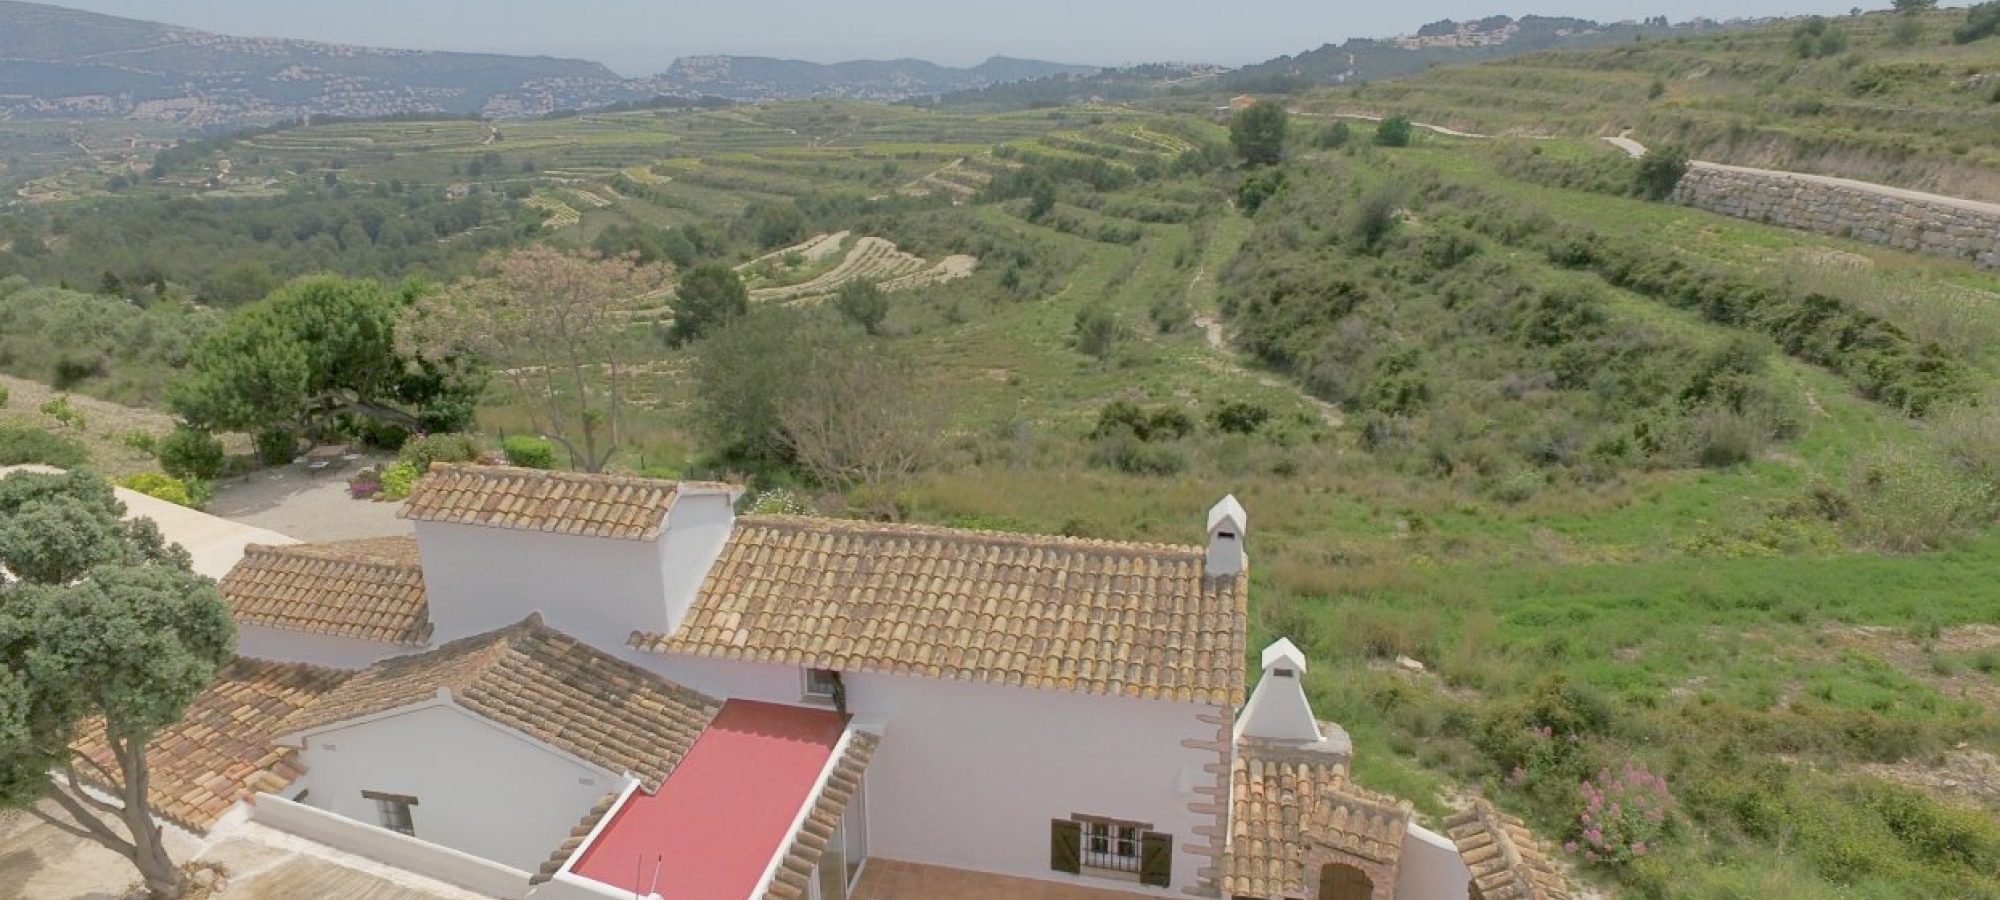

[1207,495,1248,536]
[1261,638,1308,675]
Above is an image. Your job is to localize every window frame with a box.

[1070,814,1151,878]
[362,790,418,836]
[802,667,841,702]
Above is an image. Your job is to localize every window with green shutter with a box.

[1140,831,1173,887]
[1051,819,1082,874]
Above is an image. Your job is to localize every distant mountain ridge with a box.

[0,1,1091,125]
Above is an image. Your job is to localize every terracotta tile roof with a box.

[71,658,352,833]
[763,730,879,900]
[400,464,715,540]
[220,537,431,645]
[634,515,1248,706]
[280,615,721,789]
[1224,735,1413,899]
[531,789,625,886]
[1445,799,1573,900]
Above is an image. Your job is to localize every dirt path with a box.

[1190,314,1344,428]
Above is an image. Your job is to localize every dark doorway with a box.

[1318,863,1373,900]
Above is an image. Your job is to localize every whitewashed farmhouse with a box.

[90,465,1574,900]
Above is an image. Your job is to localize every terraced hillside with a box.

[1300,8,2000,201]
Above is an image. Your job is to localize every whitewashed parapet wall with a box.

[1672,165,2000,269]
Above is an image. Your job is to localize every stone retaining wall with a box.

[1673,166,2000,269]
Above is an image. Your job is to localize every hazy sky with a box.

[53,0,1868,74]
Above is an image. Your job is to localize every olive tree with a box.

[0,469,235,899]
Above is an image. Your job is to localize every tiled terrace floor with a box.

[853,859,1151,900]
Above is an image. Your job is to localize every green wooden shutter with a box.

[1051,819,1082,874]
[1140,831,1173,887]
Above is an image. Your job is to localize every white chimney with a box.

[1236,638,1322,742]
[1206,495,1248,578]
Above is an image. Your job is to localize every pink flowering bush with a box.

[1566,762,1675,867]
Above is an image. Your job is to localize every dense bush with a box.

[398,433,481,471]
[156,426,224,481]
[1209,400,1273,435]
[1374,115,1415,147]
[254,428,299,467]
[1314,121,1353,149]
[1633,146,1691,201]
[502,435,557,470]
[1791,17,1849,58]
[379,461,421,500]
[0,424,89,468]
[1087,401,1195,476]
[1954,0,2000,42]
[117,472,210,510]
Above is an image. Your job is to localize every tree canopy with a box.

[0,469,235,900]
[671,265,750,345]
[1230,100,1290,167]
[171,276,480,441]
[400,246,672,473]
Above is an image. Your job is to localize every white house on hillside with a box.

[95,464,1574,900]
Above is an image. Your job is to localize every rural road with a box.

[1606,131,2000,218]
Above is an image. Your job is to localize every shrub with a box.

[1210,400,1273,435]
[0,424,89,468]
[1074,305,1122,362]
[1955,0,2000,42]
[254,428,298,467]
[348,472,383,500]
[38,395,84,431]
[1349,186,1404,252]
[0,384,8,408]
[1847,448,1995,552]
[1314,121,1352,149]
[398,433,481,471]
[157,426,225,481]
[749,488,814,516]
[1930,394,2000,489]
[1568,762,1677,867]
[1092,401,1193,442]
[121,431,158,456]
[117,472,209,510]
[1088,433,1187,476]
[379,461,422,500]
[1633,146,1691,201]
[1792,17,1849,57]
[1374,115,1414,147]
[833,280,890,336]
[502,435,557,470]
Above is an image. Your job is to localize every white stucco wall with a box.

[1396,824,1471,900]
[237,624,419,670]
[290,702,619,871]
[638,653,1219,897]
[253,793,532,899]
[656,492,735,636]
[415,522,669,649]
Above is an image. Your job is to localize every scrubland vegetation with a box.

[2,21,2000,895]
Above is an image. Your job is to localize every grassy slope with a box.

[1297,8,2000,201]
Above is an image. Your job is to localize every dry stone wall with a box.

[1673,166,2000,269]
